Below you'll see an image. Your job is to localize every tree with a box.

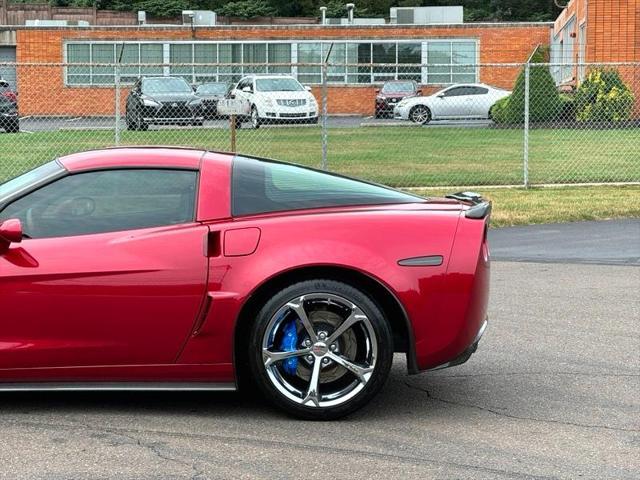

[217,0,277,18]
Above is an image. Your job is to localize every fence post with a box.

[114,64,121,146]
[523,62,530,188]
[321,61,329,171]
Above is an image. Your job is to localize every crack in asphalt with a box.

[0,417,558,480]
[73,420,208,480]
[403,381,640,433]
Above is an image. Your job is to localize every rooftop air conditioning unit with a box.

[137,11,147,25]
[390,6,463,25]
[182,10,217,26]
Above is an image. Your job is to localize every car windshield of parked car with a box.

[197,83,227,95]
[255,78,304,92]
[0,161,63,206]
[142,78,192,94]
[382,82,415,94]
[232,156,423,216]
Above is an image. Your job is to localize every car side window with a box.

[469,87,489,95]
[443,87,467,97]
[0,169,197,239]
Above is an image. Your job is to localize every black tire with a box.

[250,106,261,129]
[409,105,431,124]
[247,279,393,420]
[125,110,137,131]
[6,121,19,133]
[488,105,495,121]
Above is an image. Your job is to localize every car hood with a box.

[196,93,225,100]
[379,92,415,99]
[257,91,311,100]
[144,92,198,103]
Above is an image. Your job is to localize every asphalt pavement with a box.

[16,115,492,132]
[0,221,638,479]
[490,219,640,265]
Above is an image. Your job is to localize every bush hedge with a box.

[575,68,635,122]
[492,49,562,124]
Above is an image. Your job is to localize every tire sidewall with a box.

[247,279,393,420]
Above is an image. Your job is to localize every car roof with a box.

[58,147,232,172]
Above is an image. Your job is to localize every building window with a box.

[426,41,476,84]
[64,40,477,86]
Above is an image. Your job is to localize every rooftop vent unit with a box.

[325,18,386,25]
[390,6,463,25]
[137,11,147,25]
[182,10,217,26]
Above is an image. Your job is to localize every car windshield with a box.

[382,82,415,94]
[197,83,227,95]
[0,161,63,205]
[142,77,192,94]
[255,78,304,92]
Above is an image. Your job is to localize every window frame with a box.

[0,167,200,239]
[63,39,479,87]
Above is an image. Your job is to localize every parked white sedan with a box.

[394,83,511,124]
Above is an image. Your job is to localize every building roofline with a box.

[3,21,553,32]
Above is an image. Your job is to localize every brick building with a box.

[10,22,550,116]
[551,0,639,92]
[3,1,638,117]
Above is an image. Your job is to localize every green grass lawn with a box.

[1,126,638,187]
[416,185,640,227]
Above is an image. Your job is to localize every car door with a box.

[0,168,208,370]
[466,86,491,117]
[433,86,472,119]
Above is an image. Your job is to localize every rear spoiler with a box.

[445,191,492,220]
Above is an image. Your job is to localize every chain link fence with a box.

[1,61,638,189]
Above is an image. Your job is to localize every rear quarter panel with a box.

[178,208,464,371]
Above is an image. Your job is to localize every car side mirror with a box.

[437,93,445,98]
[0,218,23,254]
[305,86,312,92]
[374,88,380,94]
[242,86,252,93]
[416,89,422,95]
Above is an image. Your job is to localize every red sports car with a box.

[0,148,490,419]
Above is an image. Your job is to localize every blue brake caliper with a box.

[279,320,299,375]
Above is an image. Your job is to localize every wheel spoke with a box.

[326,309,366,345]
[327,352,374,384]
[287,298,317,342]
[302,357,322,406]
[263,347,311,368]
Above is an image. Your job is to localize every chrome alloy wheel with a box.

[261,293,377,408]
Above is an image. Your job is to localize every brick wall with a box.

[15,23,550,116]
[554,0,639,110]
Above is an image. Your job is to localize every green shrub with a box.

[492,48,562,124]
[575,68,635,122]
[489,96,509,124]
[558,93,576,120]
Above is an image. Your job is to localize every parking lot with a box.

[13,114,493,133]
[1,220,637,480]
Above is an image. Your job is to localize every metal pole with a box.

[321,62,328,171]
[115,64,120,146]
[523,62,530,188]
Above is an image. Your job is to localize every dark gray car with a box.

[0,96,18,133]
[125,77,204,130]
[195,82,229,119]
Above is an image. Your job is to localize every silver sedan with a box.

[394,83,511,124]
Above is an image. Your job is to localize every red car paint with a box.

[0,148,489,385]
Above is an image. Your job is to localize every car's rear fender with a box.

[416,212,490,369]
[177,208,462,369]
